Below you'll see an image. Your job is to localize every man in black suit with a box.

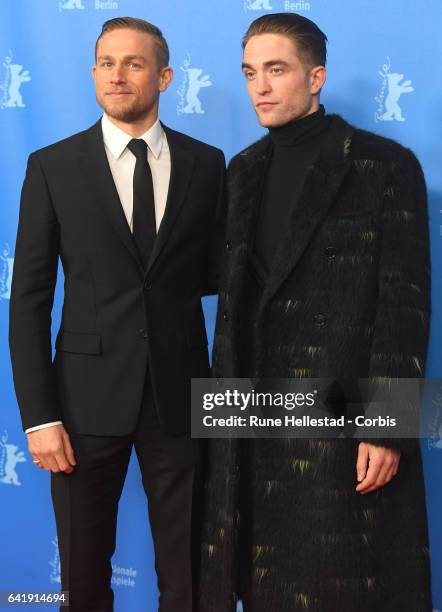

[9,16,224,612]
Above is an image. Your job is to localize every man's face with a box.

[92,28,172,124]
[242,33,325,128]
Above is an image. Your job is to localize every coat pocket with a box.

[55,330,102,355]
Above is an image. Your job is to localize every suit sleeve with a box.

[362,148,431,454]
[9,152,62,431]
[203,149,227,296]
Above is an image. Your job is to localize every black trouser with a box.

[51,377,202,612]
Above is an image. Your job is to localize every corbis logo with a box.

[244,0,311,12]
[375,57,414,123]
[177,53,212,116]
[0,243,14,301]
[0,52,31,110]
[0,430,27,486]
[59,0,119,11]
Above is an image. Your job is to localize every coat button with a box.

[226,240,232,251]
[223,311,229,322]
[314,314,327,329]
[325,245,339,260]
[139,328,148,339]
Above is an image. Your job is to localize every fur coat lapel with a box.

[232,114,355,312]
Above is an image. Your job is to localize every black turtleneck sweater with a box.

[254,105,331,274]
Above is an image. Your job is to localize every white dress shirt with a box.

[26,114,171,434]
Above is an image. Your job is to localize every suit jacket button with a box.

[314,314,327,328]
[226,240,232,251]
[223,311,229,322]
[325,245,338,260]
[139,328,148,339]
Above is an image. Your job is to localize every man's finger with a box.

[53,449,74,474]
[360,461,394,494]
[356,456,382,492]
[46,455,61,473]
[356,443,369,482]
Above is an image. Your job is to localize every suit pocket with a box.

[55,330,102,355]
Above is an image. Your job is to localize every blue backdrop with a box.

[0,1,441,610]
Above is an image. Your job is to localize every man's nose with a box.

[110,64,126,83]
[255,73,271,95]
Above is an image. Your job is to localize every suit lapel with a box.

[258,115,355,313]
[78,121,195,278]
[78,119,144,273]
[144,125,195,275]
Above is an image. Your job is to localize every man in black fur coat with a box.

[199,12,432,612]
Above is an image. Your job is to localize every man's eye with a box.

[271,67,283,75]
[129,63,141,69]
[101,62,113,68]
[244,71,255,80]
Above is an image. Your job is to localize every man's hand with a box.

[355,442,400,494]
[27,424,76,474]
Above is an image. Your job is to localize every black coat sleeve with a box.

[203,149,227,296]
[9,152,62,431]
[362,148,431,454]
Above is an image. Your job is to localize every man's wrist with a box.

[25,421,63,434]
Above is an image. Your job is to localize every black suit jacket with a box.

[9,119,225,435]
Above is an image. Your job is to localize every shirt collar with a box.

[101,113,164,160]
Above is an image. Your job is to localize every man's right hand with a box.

[27,424,76,474]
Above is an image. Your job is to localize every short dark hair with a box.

[242,13,327,68]
[95,16,169,68]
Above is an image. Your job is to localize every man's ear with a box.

[92,65,97,83]
[310,65,326,95]
[159,66,173,92]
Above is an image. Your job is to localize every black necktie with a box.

[127,138,156,266]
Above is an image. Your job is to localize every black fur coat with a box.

[199,116,432,611]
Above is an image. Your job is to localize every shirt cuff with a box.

[25,421,63,434]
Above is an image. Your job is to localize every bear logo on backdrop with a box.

[244,0,311,12]
[0,243,14,301]
[0,52,31,110]
[50,536,61,584]
[177,53,212,115]
[427,387,442,451]
[0,430,27,487]
[375,56,414,123]
[59,0,85,9]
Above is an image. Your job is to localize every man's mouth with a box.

[256,102,276,109]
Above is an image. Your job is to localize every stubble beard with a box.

[97,93,152,124]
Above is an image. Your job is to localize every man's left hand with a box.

[355,442,400,494]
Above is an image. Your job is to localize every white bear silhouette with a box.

[0,248,14,300]
[0,443,26,486]
[382,73,414,122]
[246,0,273,9]
[4,63,31,108]
[60,0,85,8]
[182,68,212,114]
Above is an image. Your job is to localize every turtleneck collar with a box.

[268,104,329,148]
